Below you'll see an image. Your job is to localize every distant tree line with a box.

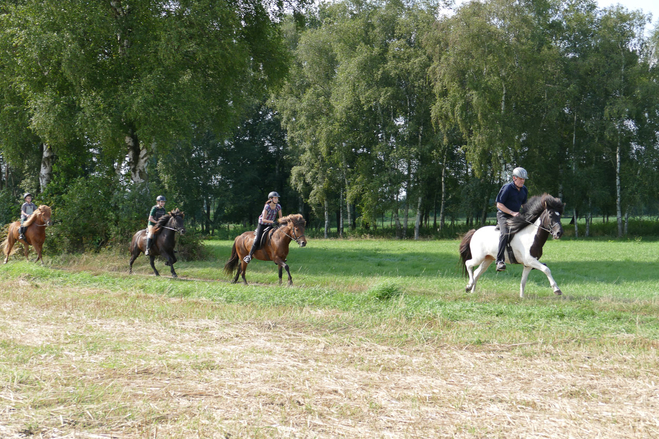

[1,0,658,250]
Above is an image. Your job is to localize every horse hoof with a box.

[554,289,562,296]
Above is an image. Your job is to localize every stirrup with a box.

[19,234,25,240]
[243,255,251,263]
[496,261,506,272]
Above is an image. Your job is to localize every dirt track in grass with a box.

[1,278,658,438]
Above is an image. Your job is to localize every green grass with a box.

[3,238,659,348]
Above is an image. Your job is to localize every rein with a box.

[519,212,553,234]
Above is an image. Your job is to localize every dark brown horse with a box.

[2,205,52,264]
[129,208,186,278]
[224,214,307,285]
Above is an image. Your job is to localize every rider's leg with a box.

[18,226,26,240]
[145,226,155,255]
[244,223,266,263]
[496,211,511,271]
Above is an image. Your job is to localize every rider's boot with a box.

[145,237,153,256]
[243,246,255,263]
[496,260,506,272]
[18,226,26,241]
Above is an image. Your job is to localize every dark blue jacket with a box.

[496,182,528,213]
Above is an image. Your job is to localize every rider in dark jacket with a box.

[145,195,167,255]
[495,167,528,271]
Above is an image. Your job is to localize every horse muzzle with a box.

[298,238,307,248]
[179,228,186,235]
[552,225,563,239]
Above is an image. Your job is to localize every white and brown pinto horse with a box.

[459,194,564,298]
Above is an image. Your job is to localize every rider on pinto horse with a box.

[495,167,529,272]
[243,191,283,264]
[19,193,37,241]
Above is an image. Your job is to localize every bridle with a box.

[280,224,306,245]
[162,215,185,234]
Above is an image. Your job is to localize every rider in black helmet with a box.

[495,167,529,271]
[19,193,37,241]
[145,195,167,256]
[243,191,283,263]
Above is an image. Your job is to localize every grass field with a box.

[1,238,658,437]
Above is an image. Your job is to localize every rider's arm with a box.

[496,202,518,216]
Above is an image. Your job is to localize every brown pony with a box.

[2,205,52,264]
[224,214,307,285]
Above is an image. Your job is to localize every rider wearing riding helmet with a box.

[145,195,167,256]
[243,191,283,263]
[495,167,529,272]
[19,193,37,241]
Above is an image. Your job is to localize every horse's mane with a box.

[153,208,184,233]
[507,194,563,235]
[22,205,51,227]
[279,213,306,228]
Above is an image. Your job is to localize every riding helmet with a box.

[268,191,280,199]
[512,167,529,180]
[156,195,166,202]
[23,193,33,200]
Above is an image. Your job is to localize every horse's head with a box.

[280,214,307,247]
[541,196,564,239]
[37,205,52,226]
[168,208,186,235]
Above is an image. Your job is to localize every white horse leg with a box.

[529,260,562,296]
[470,257,494,293]
[465,259,477,292]
[519,265,533,298]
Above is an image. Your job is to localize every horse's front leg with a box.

[274,257,292,286]
[519,265,533,298]
[149,255,160,276]
[164,251,177,278]
[528,260,562,296]
[32,241,44,265]
[22,242,30,261]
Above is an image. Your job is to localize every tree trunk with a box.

[615,131,623,238]
[39,143,54,193]
[414,196,422,240]
[573,210,579,238]
[624,209,629,236]
[324,198,329,239]
[393,195,402,239]
[439,148,447,231]
[339,187,344,238]
[126,132,148,183]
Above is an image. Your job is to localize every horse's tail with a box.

[224,241,240,276]
[1,223,17,257]
[459,229,476,277]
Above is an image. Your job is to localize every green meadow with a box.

[4,238,659,347]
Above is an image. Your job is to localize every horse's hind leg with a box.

[278,266,283,285]
[129,251,139,274]
[466,256,493,293]
[240,262,248,285]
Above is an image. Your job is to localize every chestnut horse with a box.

[2,205,52,264]
[224,214,307,285]
[129,208,186,278]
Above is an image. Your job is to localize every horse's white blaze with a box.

[465,218,561,298]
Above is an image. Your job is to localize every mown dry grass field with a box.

[1,239,658,437]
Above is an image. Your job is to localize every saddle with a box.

[253,225,276,248]
[494,224,519,264]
